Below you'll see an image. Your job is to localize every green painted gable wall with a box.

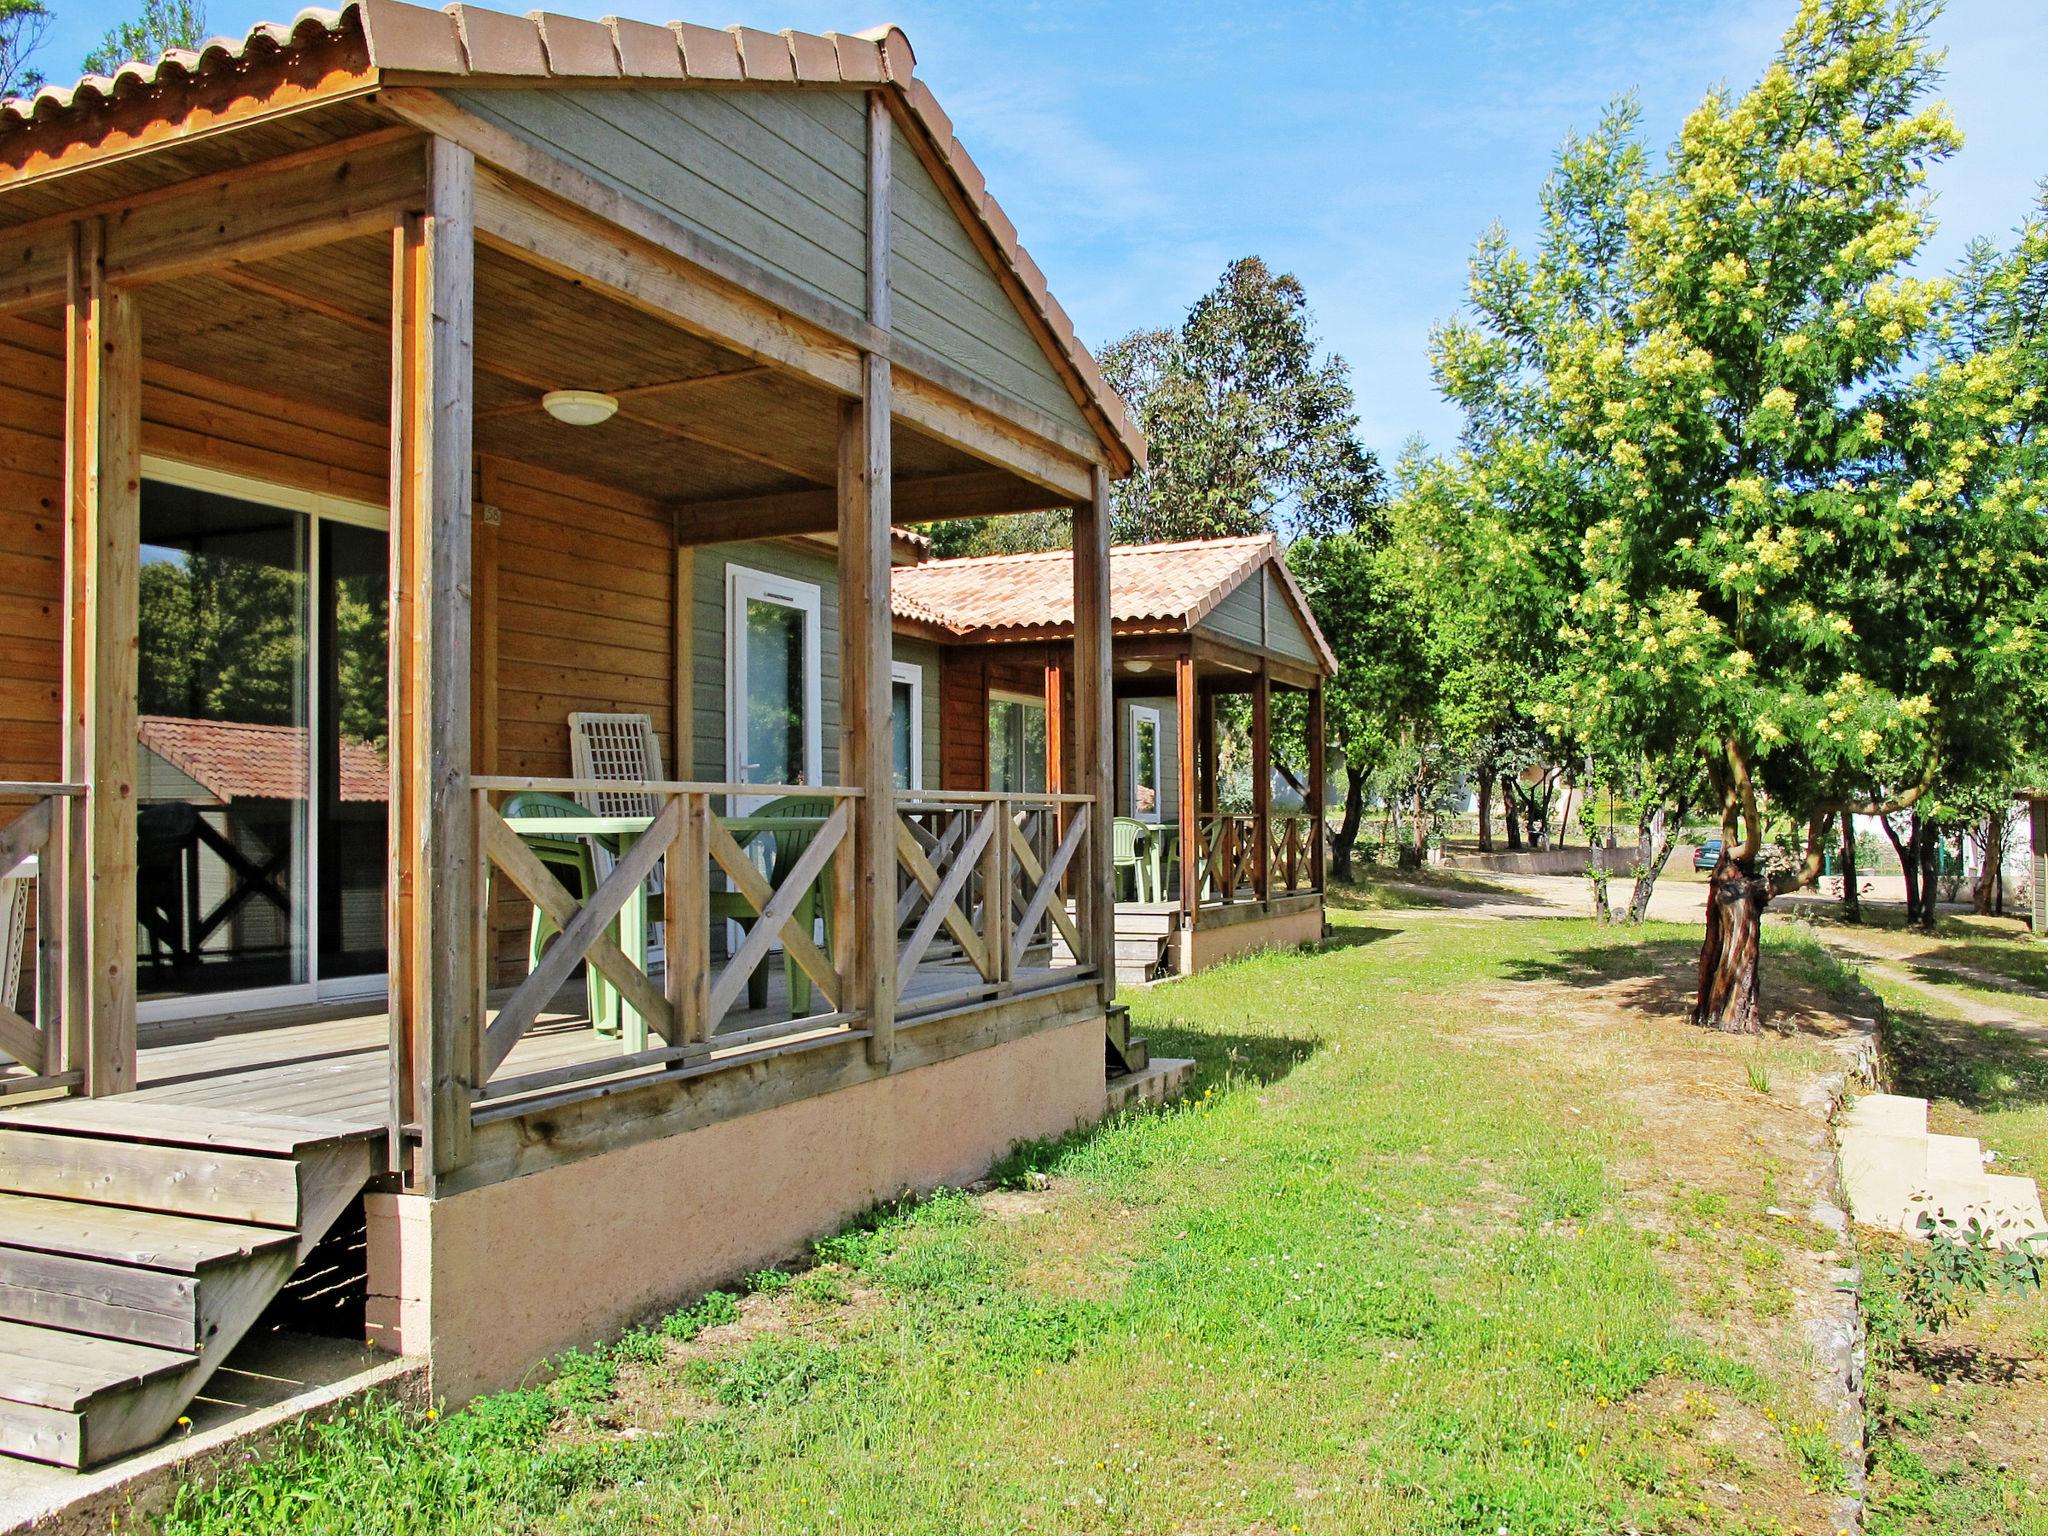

[451,87,870,313]
[888,123,1093,437]
[689,539,939,789]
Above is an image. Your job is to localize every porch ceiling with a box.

[60,228,1022,515]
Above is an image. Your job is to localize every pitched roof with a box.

[0,1,1140,468]
[139,715,388,804]
[892,535,1337,674]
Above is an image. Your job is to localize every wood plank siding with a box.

[0,325,945,988]
[887,124,1093,438]
[447,87,870,315]
[1263,568,1316,664]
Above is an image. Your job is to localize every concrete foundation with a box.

[366,1013,1106,1402]
[1180,900,1324,974]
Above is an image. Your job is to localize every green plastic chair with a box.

[497,790,618,1032]
[712,794,839,1019]
[1112,816,1152,902]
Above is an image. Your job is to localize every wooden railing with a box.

[0,784,85,1097]
[1270,814,1319,895]
[469,777,862,1103]
[1193,810,1325,904]
[894,791,1099,1016]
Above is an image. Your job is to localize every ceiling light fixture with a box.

[541,389,619,427]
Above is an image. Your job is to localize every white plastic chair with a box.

[1,856,32,1025]
[568,712,665,962]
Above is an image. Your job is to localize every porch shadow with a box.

[1129,1020,1322,1091]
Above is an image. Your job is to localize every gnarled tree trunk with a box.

[1695,858,1768,1033]
[1502,773,1523,851]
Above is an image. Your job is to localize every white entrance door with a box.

[724,563,823,808]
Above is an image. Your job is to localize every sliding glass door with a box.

[135,463,388,1019]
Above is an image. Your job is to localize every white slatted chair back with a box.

[568,712,665,903]
[0,860,30,1021]
[569,713,664,818]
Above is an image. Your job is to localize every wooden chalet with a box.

[0,1,1146,1468]
[894,536,1335,981]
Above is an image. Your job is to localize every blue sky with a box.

[37,0,2048,460]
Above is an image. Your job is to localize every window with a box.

[1129,706,1162,822]
[724,564,822,800]
[890,660,924,790]
[134,458,388,1021]
[988,692,1048,794]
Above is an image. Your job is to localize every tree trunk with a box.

[1476,772,1494,853]
[1503,774,1523,851]
[1330,763,1367,883]
[1411,782,1428,862]
[1839,814,1860,924]
[1694,860,1768,1033]
[1884,814,1919,924]
[1624,806,1674,923]
[1973,814,2004,917]
[1918,825,1939,934]
[1557,782,1573,849]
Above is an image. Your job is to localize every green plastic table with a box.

[500,811,828,1050]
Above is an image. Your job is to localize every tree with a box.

[1099,257,1382,544]
[1,0,50,98]
[84,0,205,77]
[1434,0,2048,1030]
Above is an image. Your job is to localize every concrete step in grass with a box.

[1837,1094,2046,1248]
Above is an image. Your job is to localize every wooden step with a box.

[0,1319,196,1467]
[0,1122,376,1469]
[0,1100,368,1155]
[0,1131,306,1226]
[0,1193,296,1350]
[0,1192,294,1272]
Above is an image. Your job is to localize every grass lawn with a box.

[1785,913,2048,1535]
[164,903,1878,1536]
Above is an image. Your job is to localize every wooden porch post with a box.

[1044,656,1066,795]
[63,218,140,1097]
[1308,683,1327,893]
[390,138,477,1180]
[841,89,896,1067]
[1072,468,1115,1004]
[1252,666,1272,904]
[1175,654,1197,925]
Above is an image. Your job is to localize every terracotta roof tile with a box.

[532,11,620,77]
[826,31,886,84]
[356,0,463,72]
[450,3,547,74]
[669,20,742,79]
[139,715,387,804]
[732,25,795,82]
[0,0,1141,468]
[785,28,840,82]
[608,16,685,79]
[893,536,1336,673]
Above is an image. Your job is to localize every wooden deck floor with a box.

[5,956,1080,1131]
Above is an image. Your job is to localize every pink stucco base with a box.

[364,1013,1105,1403]
[1181,901,1324,974]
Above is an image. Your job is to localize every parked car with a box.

[1693,836,1723,871]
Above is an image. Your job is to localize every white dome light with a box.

[541,389,619,427]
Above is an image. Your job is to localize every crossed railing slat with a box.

[892,795,1096,997]
[476,787,857,1082]
[0,788,84,1092]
